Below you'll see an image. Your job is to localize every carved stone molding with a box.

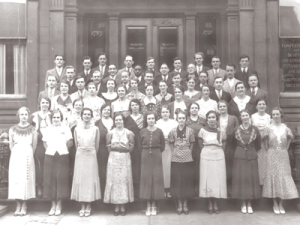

[240,0,254,10]
[153,18,183,26]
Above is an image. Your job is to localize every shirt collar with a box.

[144,97,157,105]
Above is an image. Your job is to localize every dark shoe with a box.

[214,209,219,214]
[114,211,119,216]
[177,209,182,215]
[121,210,126,216]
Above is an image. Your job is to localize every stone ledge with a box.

[0,205,8,217]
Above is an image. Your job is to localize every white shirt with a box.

[213,69,220,74]
[174,69,181,73]
[250,87,258,95]
[48,88,55,98]
[56,67,63,76]
[227,78,235,88]
[99,65,106,75]
[233,95,251,111]
[173,101,187,118]
[197,65,203,73]
[84,69,91,76]
[242,67,248,73]
[215,89,222,99]
[143,96,157,105]
[42,125,73,155]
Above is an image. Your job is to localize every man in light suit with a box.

[91,53,109,79]
[222,64,241,98]
[210,76,232,103]
[45,54,65,88]
[207,56,227,86]
[38,74,60,103]
[78,56,93,83]
[116,55,136,79]
[194,52,210,77]
[70,76,90,102]
[235,54,255,90]
[246,73,268,104]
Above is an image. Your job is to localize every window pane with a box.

[198,18,217,66]
[158,27,178,71]
[127,27,146,68]
[88,19,106,66]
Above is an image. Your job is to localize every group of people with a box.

[7,52,298,217]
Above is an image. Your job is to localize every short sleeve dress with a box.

[262,124,299,199]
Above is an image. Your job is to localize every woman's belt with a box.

[77,147,95,151]
[111,148,129,153]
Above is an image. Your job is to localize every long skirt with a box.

[257,147,267,185]
[8,144,36,200]
[232,158,260,199]
[171,162,195,199]
[262,147,299,199]
[43,153,69,199]
[97,144,109,198]
[199,146,227,198]
[140,148,164,200]
[71,147,101,202]
[104,152,134,204]
[130,146,141,198]
[162,141,172,189]
[222,140,234,180]
[35,135,45,186]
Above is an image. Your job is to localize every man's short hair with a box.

[47,74,57,82]
[211,55,221,61]
[54,54,64,60]
[199,71,208,77]
[160,63,169,68]
[64,65,75,73]
[121,70,130,77]
[239,54,250,61]
[194,52,205,59]
[226,63,236,69]
[214,76,224,83]
[92,70,101,76]
[98,53,107,59]
[147,57,155,62]
[109,64,118,70]
[83,56,92,61]
[173,57,182,63]
[74,75,85,83]
[145,70,154,77]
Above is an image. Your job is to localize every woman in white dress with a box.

[156,105,178,197]
[83,82,105,121]
[198,110,227,214]
[195,85,218,121]
[8,107,37,216]
[251,99,271,185]
[111,85,131,118]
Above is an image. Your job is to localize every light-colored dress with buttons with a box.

[104,128,135,204]
[198,127,227,198]
[251,113,271,185]
[8,124,37,200]
[71,124,101,202]
[156,119,178,189]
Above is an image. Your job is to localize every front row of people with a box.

[8,100,298,217]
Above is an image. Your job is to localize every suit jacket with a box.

[228,97,255,124]
[235,67,255,90]
[67,79,78,95]
[38,88,60,103]
[154,74,173,86]
[91,65,109,79]
[117,67,135,80]
[195,66,210,77]
[245,88,268,105]
[102,75,122,87]
[169,70,189,79]
[78,70,93,83]
[222,78,241,98]
[207,68,227,86]
[209,89,232,103]
[45,67,65,88]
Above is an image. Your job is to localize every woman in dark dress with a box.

[124,99,144,198]
[99,79,118,105]
[155,80,174,105]
[185,102,205,195]
[232,110,261,214]
[95,104,114,197]
[228,82,255,123]
[138,112,165,216]
[29,97,51,198]
[168,110,195,215]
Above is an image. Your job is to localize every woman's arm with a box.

[160,129,165,152]
[127,131,135,153]
[8,128,14,150]
[32,130,38,153]
[106,131,112,153]
[95,127,100,153]
[74,128,78,148]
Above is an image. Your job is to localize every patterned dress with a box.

[251,113,271,185]
[262,124,299,199]
[141,97,162,119]
[71,124,101,202]
[8,124,37,200]
[104,128,135,204]
[168,126,195,198]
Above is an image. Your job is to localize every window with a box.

[0,40,27,95]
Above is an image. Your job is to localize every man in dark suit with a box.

[101,64,120,87]
[64,65,77,94]
[195,71,214,92]
[154,63,173,87]
[194,52,210,77]
[235,54,255,90]
[207,56,227,86]
[209,76,232,103]
[45,54,65,88]
[78,56,93,83]
[133,64,145,85]
[38,74,60,103]
[246,73,268,104]
[91,53,109,79]
[86,70,106,96]
[169,57,188,79]
[138,70,159,95]
[167,72,182,96]
[146,57,160,78]
[116,55,135,79]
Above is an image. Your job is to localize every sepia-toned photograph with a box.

[0,0,300,224]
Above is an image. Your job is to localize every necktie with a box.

[242,68,246,75]
[251,88,255,96]
[197,66,200,74]
[49,89,53,99]
[162,75,167,82]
